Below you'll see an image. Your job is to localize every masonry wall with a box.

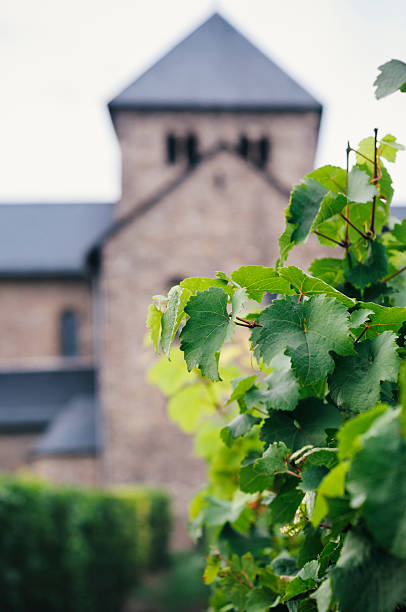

[100,111,327,546]
[29,455,100,486]
[0,433,38,472]
[0,279,93,370]
[113,110,321,216]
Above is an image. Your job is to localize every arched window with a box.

[238,135,249,160]
[60,310,79,357]
[258,137,270,169]
[186,133,200,167]
[166,133,177,164]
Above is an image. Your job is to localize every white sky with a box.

[1,0,406,203]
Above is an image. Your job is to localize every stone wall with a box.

[0,433,38,472]
[113,110,320,217]
[0,279,93,370]
[29,455,100,486]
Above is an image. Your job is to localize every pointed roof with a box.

[109,13,321,112]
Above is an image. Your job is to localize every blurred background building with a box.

[0,12,402,541]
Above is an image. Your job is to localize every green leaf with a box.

[231,287,248,322]
[228,375,258,403]
[230,266,292,302]
[221,414,261,447]
[347,409,406,557]
[180,276,233,295]
[332,528,406,612]
[328,332,400,413]
[401,360,406,438]
[356,301,406,339]
[253,296,354,385]
[347,166,377,203]
[271,553,297,576]
[246,588,280,611]
[239,442,289,493]
[348,307,374,330]
[380,134,405,162]
[312,462,349,527]
[311,578,333,612]
[269,488,305,525]
[278,266,355,308]
[264,367,300,412]
[374,59,406,99]
[168,383,214,433]
[160,285,191,356]
[337,404,388,460]
[308,258,344,287]
[260,399,342,452]
[299,465,329,492]
[308,165,346,193]
[180,287,231,380]
[146,303,162,353]
[203,492,251,526]
[148,348,196,395]
[312,193,347,227]
[344,241,388,289]
[279,178,329,263]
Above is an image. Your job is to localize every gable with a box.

[109,13,321,113]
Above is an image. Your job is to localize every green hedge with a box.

[0,475,171,612]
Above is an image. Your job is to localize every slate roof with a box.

[31,395,100,457]
[0,203,113,277]
[0,367,96,433]
[109,13,322,112]
[391,206,406,220]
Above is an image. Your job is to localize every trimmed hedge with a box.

[0,475,170,612]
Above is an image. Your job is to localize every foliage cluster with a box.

[0,476,170,612]
[147,61,406,611]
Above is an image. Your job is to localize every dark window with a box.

[60,310,78,357]
[258,137,270,169]
[166,133,177,164]
[186,133,199,167]
[238,135,249,159]
[237,135,270,170]
[166,133,200,167]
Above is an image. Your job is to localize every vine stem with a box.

[313,230,348,248]
[339,212,370,240]
[381,266,406,283]
[354,324,369,344]
[229,314,262,328]
[370,128,378,236]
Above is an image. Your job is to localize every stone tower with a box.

[95,13,322,543]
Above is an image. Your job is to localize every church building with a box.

[0,13,325,535]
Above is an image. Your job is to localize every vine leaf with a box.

[374,59,406,99]
[263,367,300,412]
[308,258,344,286]
[331,528,406,612]
[180,276,234,296]
[239,442,289,493]
[328,331,400,413]
[252,296,354,385]
[180,287,232,380]
[260,398,342,452]
[146,303,162,353]
[337,404,388,461]
[221,414,261,448]
[346,409,406,558]
[230,266,292,302]
[347,166,378,203]
[278,178,329,264]
[355,302,406,339]
[344,241,388,289]
[161,285,191,356]
[278,266,355,307]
